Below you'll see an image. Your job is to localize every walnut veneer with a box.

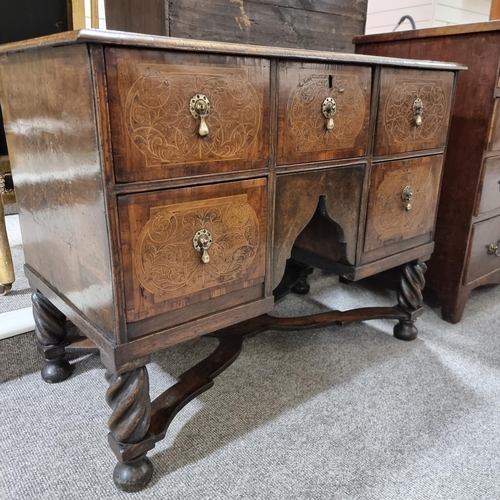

[354,21,500,323]
[0,29,461,491]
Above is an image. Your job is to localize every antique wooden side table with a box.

[0,30,462,491]
[354,21,500,323]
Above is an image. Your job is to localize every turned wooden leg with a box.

[105,366,154,492]
[32,290,74,383]
[290,260,313,295]
[393,262,427,341]
[0,198,14,295]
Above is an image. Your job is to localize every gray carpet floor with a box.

[1,214,500,499]
[2,214,31,312]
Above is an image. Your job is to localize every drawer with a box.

[364,156,442,254]
[374,68,454,156]
[476,156,500,215]
[106,48,270,182]
[466,215,500,284]
[118,178,268,323]
[487,99,500,151]
[277,62,371,165]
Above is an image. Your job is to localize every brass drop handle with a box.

[322,97,337,131]
[402,185,413,211]
[487,243,500,257]
[413,98,424,127]
[190,94,211,137]
[193,229,213,264]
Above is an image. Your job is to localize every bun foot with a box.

[393,320,418,341]
[41,358,74,383]
[291,276,310,295]
[113,455,153,493]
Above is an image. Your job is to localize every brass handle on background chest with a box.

[190,94,211,137]
[402,186,413,211]
[487,243,500,257]
[413,98,424,127]
[193,229,213,264]
[322,97,337,131]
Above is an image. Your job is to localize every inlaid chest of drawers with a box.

[0,29,462,491]
[354,22,500,323]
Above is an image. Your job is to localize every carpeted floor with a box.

[1,215,500,499]
[2,214,31,312]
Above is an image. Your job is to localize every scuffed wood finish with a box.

[354,24,500,323]
[0,44,115,336]
[364,156,442,253]
[105,0,367,53]
[106,48,270,182]
[118,178,268,324]
[375,69,454,156]
[277,63,371,165]
[273,166,365,289]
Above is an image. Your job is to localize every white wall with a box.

[365,0,492,34]
[365,0,434,35]
[434,0,491,27]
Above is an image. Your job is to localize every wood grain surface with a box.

[0,44,116,336]
[375,68,454,156]
[364,156,442,253]
[106,47,270,183]
[105,0,367,52]
[277,62,371,165]
[118,178,268,323]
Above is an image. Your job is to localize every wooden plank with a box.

[104,0,165,35]
[354,20,500,44]
[169,0,366,52]
[72,0,86,29]
[91,0,99,28]
[492,0,500,20]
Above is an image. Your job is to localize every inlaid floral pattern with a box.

[287,73,366,152]
[126,66,261,166]
[135,194,260,301]
[384,79,446,143]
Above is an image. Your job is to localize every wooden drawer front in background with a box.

[375,68,454,156]
[466,215,500,284]
[487,99,500,151]
[364,155,442,253]
[277,62,371,165]
[106,48,270,182]
[476,156,500,215]
[118,178,268,323]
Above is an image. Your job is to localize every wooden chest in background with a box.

[354,21,500,323]
[103,0,368,52]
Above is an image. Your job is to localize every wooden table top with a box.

[0,28,466,71]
